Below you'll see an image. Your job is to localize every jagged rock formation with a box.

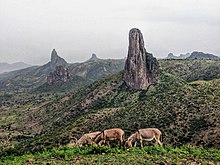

[167,53,175,59]
[166,51,220,60]
[46,49,70,85]
[166,53,190,60]
[88,53,99,62]
[47,65,70,85]
[0,49,124,91]
[124,28,159,90]
[50,49,68,69]
[68,53,124,80]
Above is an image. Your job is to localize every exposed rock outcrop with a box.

[88,53,99,62]
[0,49,124,91]
[166,53,190,60]
[50,49,68,69]
[124,28,159,90]
[47,65,70,85]
[46,49,70,85]
[167,53,175,59]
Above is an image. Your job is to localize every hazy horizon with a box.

[1,0,220,65]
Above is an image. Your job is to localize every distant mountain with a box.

[87,53,100,62]
[165,53,190,59]
[0,62,31,74]
[165,51,219,60]
[187,51,219,60]
[0,49,125,92]
[68,54,125,81]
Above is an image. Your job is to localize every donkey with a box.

[125,128,162,148]
[94,128,124,146]
[68,131,101,147]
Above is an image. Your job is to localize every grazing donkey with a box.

[68,131,101,147]
[125,128,162,148]
[94,128,124,146]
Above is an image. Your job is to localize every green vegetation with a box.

[160,59,220,81]
[1,145,219,164]
[0,60,220,162]
[48,71,219,148]
[35,75,92,93]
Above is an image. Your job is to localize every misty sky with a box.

[0,0,220,65]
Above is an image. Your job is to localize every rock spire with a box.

[124,28,159,90]
[47,49,69,85]
[50,49,67,68]
[88,53,99,62]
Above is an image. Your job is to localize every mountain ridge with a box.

[187,51,219,60]
[0,62,31,74]
[0,49,125,92]
[165,51,219,60]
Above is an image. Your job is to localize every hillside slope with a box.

[1,58,219,93]
[0,50,124,92]
[2,73,219,156]
[54,72,220,147]
[1,60,220,157]
[0,62,31,74]
[187,51,219,60]
[160,60,220,82]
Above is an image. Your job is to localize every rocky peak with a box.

[180,53,190,58]
[88,53,99,62]
[167,53,175,58]
[166,52,191,60]
[51,49,58,61]
[124,28,159,90]
[47,65,70,85]
[50,49,67,68]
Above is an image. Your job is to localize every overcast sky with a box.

[0,0,219,65]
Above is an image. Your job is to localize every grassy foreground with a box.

[1,145,219,164]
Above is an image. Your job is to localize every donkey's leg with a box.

[155,135,163,146]
[120,136,124,146]
[134,141,137,147]
[140,137,143,148]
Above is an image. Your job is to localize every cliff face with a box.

[46,49,70,85]
[47,65,70,85]
[124,28,159,90]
